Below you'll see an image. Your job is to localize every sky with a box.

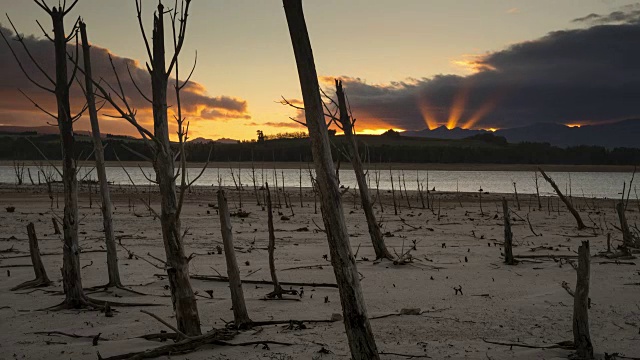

[1,0,640,140]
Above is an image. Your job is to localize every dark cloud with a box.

[0,25,249,136]
[324,12,640,131]
[573,4,640,25]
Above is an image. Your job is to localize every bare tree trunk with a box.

[616,202,637,248]
[150,2,200,336]
[417,171,425,209]
[265,183,285,298]
[52,217,61,235]
[539,168,585,230]
[80,22,121,287]
[335,80,391,260]
[502,199,515,265]
[390,167,398,215]
[11,223,52,291]
[573,240,593,359]
[534,171,542,210]
[50,7,85,308]
[513,182,521,211]
[283,1,379,358]
[251,151,261,206]
[217,189,252,329]
[299,161,303,208]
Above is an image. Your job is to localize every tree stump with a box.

[502,199,516,265]
[573,240,593,359]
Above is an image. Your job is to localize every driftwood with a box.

[176,274,338,289]
[482,338,574,350]
[11,223,52,291]
[97,328,237,360]
[539,168,586,230]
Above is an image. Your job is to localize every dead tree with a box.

[217,190,252,328]
[1,1,97,308]
[11,223,52,291]
[539,168,586,230]
[512,182,521,211]
[502,199,516,265]
[573,241,593,359]
[417,171,426,209]
[283,1,380,358]
[265,183,296,299]
[534,171,542,210]
[390,166,398,215]
[79,21,121,288]
[333,80,392,260]
[13,161,25,185]
[76,0,203,334]
[616,202,639,248]
[250,151,261,206]
[374,168,384,212]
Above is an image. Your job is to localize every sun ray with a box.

[461,91,505,129]
[417,97,439,130]
[446,82,472,129]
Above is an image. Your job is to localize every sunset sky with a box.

[2,0,640,140]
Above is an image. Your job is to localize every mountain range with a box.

[2,119,640,148]
[402,119,640,148]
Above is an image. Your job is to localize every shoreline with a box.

[0,160,636,172]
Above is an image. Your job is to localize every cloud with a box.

[323,13,640,131]
[0,25,250,137]
[245,121,304,129]
[573,4,640,25]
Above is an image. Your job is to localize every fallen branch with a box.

[97,328,237,360]
[482,338,574,350]
[156,273,338,289]
[32,331,109,341]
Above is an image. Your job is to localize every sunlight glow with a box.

[447,84,471,129]
[357,128,405,135]
[417,97,439,130]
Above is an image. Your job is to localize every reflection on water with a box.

[0,165,631,199]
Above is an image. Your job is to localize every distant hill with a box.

[402,119,640,148]
[495,120,640,148]
[189,137,239,144]
[403,126,488,140]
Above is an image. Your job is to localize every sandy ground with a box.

[0,182,639,360]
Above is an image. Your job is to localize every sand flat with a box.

[0,183,638,359]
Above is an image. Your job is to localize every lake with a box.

[0,165,633,199]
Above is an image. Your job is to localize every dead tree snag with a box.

[573,241,593,359]
[539,168,585,230]
[283,1,380,358]
[218,190,252,329]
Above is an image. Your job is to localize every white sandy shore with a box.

[0,183,639,359]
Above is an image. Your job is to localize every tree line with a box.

[3,133,640,165]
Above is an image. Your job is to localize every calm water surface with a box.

[0,165,633,199]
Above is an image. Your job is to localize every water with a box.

[2,165,633,199]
